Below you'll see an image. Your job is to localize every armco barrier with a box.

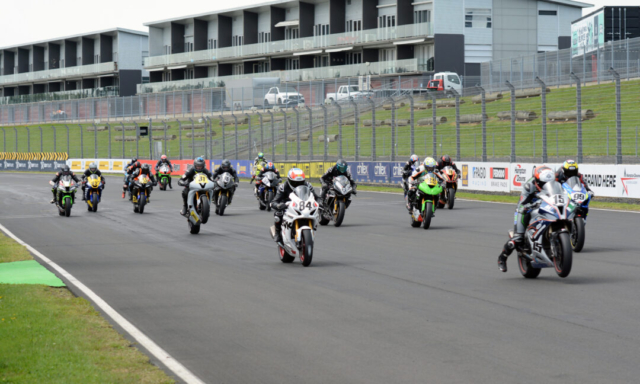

[0,152,68,161]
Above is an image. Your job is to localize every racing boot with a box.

[274,226,283,244]
[497,233,523,272]
[180,203,189,217]
[169,177,173,189]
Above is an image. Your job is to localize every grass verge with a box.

[0,231,174,383]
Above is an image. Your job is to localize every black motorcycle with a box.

[319,175,354,227]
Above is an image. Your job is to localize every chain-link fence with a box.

[2,70,639,164]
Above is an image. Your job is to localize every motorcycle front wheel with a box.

[92,192,99,212]
[554,232,573,278]
[422,201,433,229]
[64,198,72,217]
[200,196,210,224]
[334,200,346,227]
[189,220,201,234]
[300,229,314,267]
[571,217,585,252]
[266,190,274,212]
[218,194,228,216]
[447,187,456,209]
[138,195,146,214]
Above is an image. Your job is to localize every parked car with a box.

[431,72,462,95]
[51,110,68,121]
[264,87,305,106]
[326,85,373,102]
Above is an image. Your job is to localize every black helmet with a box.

[221,159,231,171]
[441,155,451,164]
[562,160,579,178]
[336,159,348,174]
[61,165,71,174]
[194,157,205,172]
[131,158,138,163]
[142,164,150,172]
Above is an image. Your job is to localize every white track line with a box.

[0,222,206,384]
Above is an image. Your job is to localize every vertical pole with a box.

[388,98,395,161]
[349,100,359,161]
[367,98,376,161]
[267,110,275,161]
[39,126,43,153]
[14,127,18,153]
[162,121,168,159]
[1,128,5,152]
[52,126,56,153]
[78,124,83,158]
[134,122,140,159]
[479,87,487,162]
[406,95,414,156]
[232,113,239,160]
[26,127,30,153]
[609,68,622,164]
[294,108,300,161]
[282,110,288,161]
[505,81,516,162]
[120,123,125,159]
[336,103,343,159]
[320,105,328,161]
[65,125,69,157]
[570,72,583,163]
[93,123,98,158]
[178,121,183,160]
[431,94,437,157]
[107,124,111,159]
[246,113,253,161]
[149,119,154,160]
[256,112,264,156]
[535,77,547,162]
[220,115,225,159]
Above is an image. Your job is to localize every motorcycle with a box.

[409,176,440,229]
[157,164,171,191]
[562,176,591,252]
[131,174,154,214]
[257,171,280,211]
[185,173,215,234]
[85,174,104,212]
[319,175,354,227]
[213,172,235,216]
[50,175,77,217]
[270,185,319,267]
[437,166,458,209]
[513,180,573,279]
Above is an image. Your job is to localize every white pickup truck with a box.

[326,85,373,102]
[264,87,305,106]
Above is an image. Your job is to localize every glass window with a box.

[465,8,491,29]
[447,75,461,84]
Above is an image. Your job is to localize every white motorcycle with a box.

[270,185,319,267]
[213,172,235,216]
[186,173,215,234]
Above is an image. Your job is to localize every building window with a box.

[465,9,491,28]
[142,76,150,84]
[208,39,217,49]
[185,42,194,52]
[142,51,149,66]
[285,28,299,40]
[285,58,299,70]
[378,15,396,28]
[345,52,362,65]
[379,48,396,62]
[258,32,271,44]
[232,36,243,46]
[232,63,244,75]
[314,55,329,68]
[345,20,362,33]
[414,10,431,24]
[539,10,557,16]
[164,45,171,55]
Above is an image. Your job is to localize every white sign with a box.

[571,10,605,57]
[459,161,511,193]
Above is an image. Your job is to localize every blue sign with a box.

[370,162,390,183]
[354,162,371,183]
[53,160,68,169]
[40,160,55,172]
[389,162,406,185]
[15,160,28,171]
[2,160,16,170]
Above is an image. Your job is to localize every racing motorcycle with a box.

[50,175,77,217]
[131,174,154,214]
[409,176,440,229]
[437,166,458,209]
[562,176,591,252]
[213,172,235,216]
[85,174,104,212]
[185,173,215,234]
[319,175,354,227]
[270,185,319,267]
[157,164,172,191]
[257,171,281,211]
[512,181,573,279]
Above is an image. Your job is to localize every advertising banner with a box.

[579,164,624,199]
[389,162,406,185]
[232,160,251,178]
[39,160,55,172]
[619,165,640,199]
[353,162,371,183]
[26,160,41,171]
[370,162,390,183]
[509,163,537,192]
[139,159,199,176]
[2,159,16,170]
[459,161,510,192]
[571,10,605,57]
[15,159,28,171]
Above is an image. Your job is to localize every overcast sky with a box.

[0,0,637,48]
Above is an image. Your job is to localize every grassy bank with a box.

[0,232,174,383]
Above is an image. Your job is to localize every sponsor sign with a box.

[70,160,83,172]
[460,162,510,192]
[489,166,509,190]
[578,164,620,199]
[3,160,16,170]
[54,160,68,170]
[0,160,4,170]
[461,165,469,187]
[571,10,604,57]
[510,163,536,192]
[40,160,55,171]
[354,162,371,183]
[620,166,640,198]
[232,160,251,178]
[389,162,406,185]
[370,162,390,183]
[99,160,110,171]
[15,159,28,170]
[112,160,125,172]
[27,160,41,171]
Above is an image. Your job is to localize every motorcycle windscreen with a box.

[294,185,311,201]
[334,175,349,187]
[540,181,564,197]
[565,176,583,192]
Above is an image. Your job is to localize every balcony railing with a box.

[0,86,120,106]
[145,23,433,69]
[0,62,117,87]
[137,59,419,94]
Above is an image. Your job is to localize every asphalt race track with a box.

[1,173,639,384]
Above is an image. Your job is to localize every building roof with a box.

[0,28,148,51]
[541,0,593,8]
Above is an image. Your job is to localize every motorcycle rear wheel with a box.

[410,212,421,228]
[571,218,586,252]
[518,254,541,278]
[554,232,573,278]
[300,229,314,267]
[279,246,294,263]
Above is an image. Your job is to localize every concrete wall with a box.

[232,15,244,37]
[285,6,299,21]
[314,1,329,25]
[464,0,493,63]
[149,27,164,56]
[117,32,148,71]
[434,0,463,34]
[258,11,271,34]
[345,0,362,22]
[378,0,396,17]
[492,0,537,60]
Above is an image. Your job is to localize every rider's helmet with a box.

[534,166,555,188]
[425,173,438,187]
[142,164,150,172]
[220,159,231,172]
[410,154,419,166]
[61,165,71,175]
[287,168,306,189]
[266,162,275,171]
[131,158,138,163]
[257,152,264,161]
[562,159,579,178]
[424,157,437,173]
[134,161,141,168]
[194,157,206,172]
[89,162,98,173]
[441,155,451,165]
[161,155,167,161]
[336,159,348,174]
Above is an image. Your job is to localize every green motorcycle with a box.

[157,164,171,191]
[50,175,78,217]
[409,174,443,230]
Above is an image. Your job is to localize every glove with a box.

[588,191,594,199]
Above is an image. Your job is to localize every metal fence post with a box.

[77,125,83,158]
[219,114,225,160]
[320,104,328,161]
[120,123,125,159]
[65,125,69,156]
[267,110,275,161]
[570,72,582,163]
[149,119,154,160]
[387,98,395,161]
[177,120,183,160]
[505,81,516,162]
[349,100,359,161]
[293,108,300,161]
[134,122,140,159]
[13,127,18,152]
[609,68,622,164]
[232,113,239,160]
[92,123,98,158]
[305,106,313,161]
[51,126,56,153]
[451,90,461,161]
[206,117,214,159]
[245,113,253,161]
[281,109,288,161]
[25,127,30,153]
[535,77,547,162]
[1,128,5,152]
[162,120,168,158]
[256,112,264,155]
[107,124,111,159]
[431,94,437,157]
[39,126,43,153]
[335,103,343,159]
[367,98,376,161]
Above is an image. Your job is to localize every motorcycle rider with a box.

[254,162,281,199]
[211,159,240,206]
[320,159,357,203]
[178,157,213,217]
[130,164,157,203]
[402,154,420,195]
[250,152,268,183]
[155,155,174,189]
[123,161,141,199]
[406,157,437,210]
[270,168,321,244]
[81,162,105,201]
[497,166,556,272]
[50,165,81,204]
[556,159,594,198]
[435,155,461,177]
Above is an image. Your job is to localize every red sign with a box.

[139,159,210,176]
